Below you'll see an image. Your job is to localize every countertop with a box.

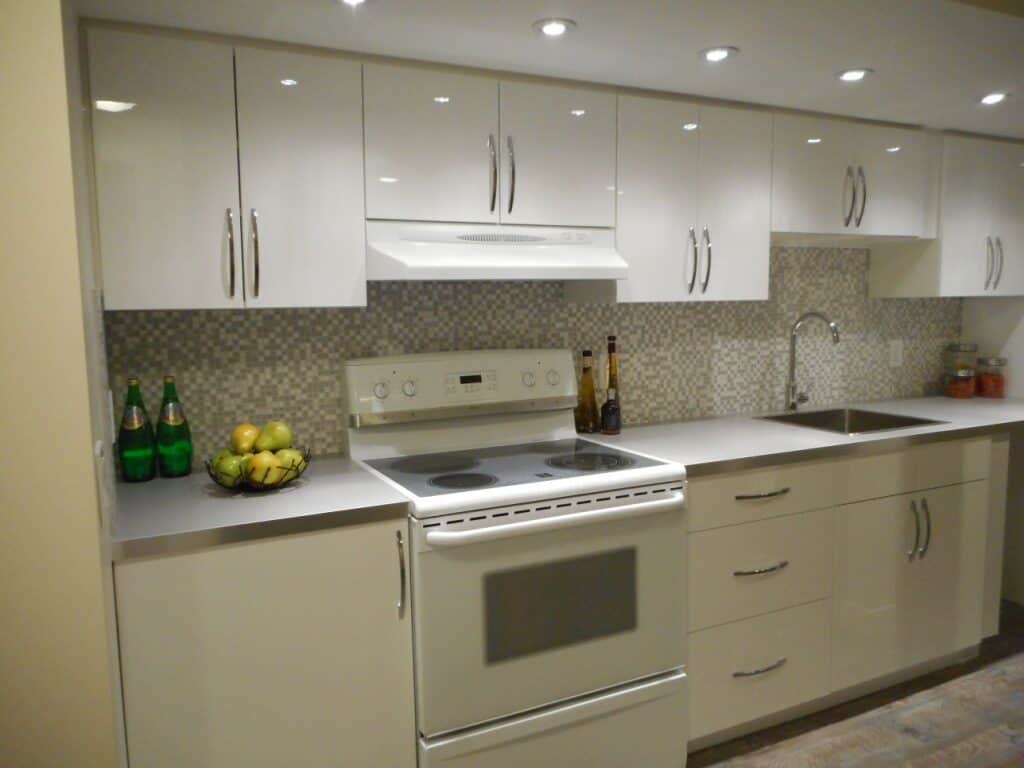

[112,456,408,560]
[596,397,1024,476]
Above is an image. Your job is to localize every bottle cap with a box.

[164,375,175,383]
[582,350,593,356]
[608,335,616,341]
[127,376,139,385]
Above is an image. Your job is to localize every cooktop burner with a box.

[429,472,498,490]
[366,438,662,498]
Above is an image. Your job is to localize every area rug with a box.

[712,652,1024,767]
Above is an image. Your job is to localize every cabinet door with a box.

[853,125,938,238]
[499,82,616,227]
[364,64,499,223]
[115,521,416,768]
[88,28,242,310]
[614,95,699,302]
[990,141,1024,296]
[771,114,858,236]
[832,493,918,691]
[939,136,999,297]
[694,105,771,301]
[909,481,987,666]
[236,48,366,308]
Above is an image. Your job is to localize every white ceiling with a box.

[77,0,1024,139]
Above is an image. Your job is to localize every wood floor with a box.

[690,600,1024,767]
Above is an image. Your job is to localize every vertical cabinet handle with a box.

[843,166,856,227]
[994,237,1005,290]
[687,227,698,294]
[487,134,497,213]
[985,236,995,290]
[250,208,260,299]
[701,225,712,293]
[908,499,921,560]
[396,529,407,617]
[918,498,932,559]
[225,208,236,298]
[855,166,867,227]
[506,136,516,214]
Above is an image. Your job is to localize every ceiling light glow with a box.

[94,100,136,113]
[701,46,739,63]
[570,108,586,117]
[379,176,399,183]
[806,137,822,144]
[280,78,298,87]
[886,146,901,153]
[981,92,1007,105]
[433,96,451,104]
[341,0,365,6]
[533,18,576,37]
[837,68,873,82]
[682,122,699,131]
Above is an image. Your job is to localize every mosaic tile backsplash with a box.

[105,247,961,465]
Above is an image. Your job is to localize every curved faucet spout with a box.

[787,311,841,411]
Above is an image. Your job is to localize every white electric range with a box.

[345,349,688,768]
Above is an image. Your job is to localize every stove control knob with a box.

[521,371,536,388]
[546,369,561,387]
[373,381,390,400]
[401,379,417,397]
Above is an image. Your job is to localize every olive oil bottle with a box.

[575,350,600,433]
[117,377,156,482]
[156,375,193,477]
[600,336,622,435]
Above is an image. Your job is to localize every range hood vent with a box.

[366,221,627,281]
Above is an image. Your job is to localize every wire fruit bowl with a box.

[205,447,311,492]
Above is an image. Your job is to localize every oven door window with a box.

[484,548,637,664]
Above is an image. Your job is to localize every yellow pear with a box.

[247,450,285,487]
[231,422,260,454]
[254,420,293,452]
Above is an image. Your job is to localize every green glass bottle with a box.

[117,377,155,482]
[156,375,193,477]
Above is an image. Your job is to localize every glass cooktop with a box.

[366,438,662,498]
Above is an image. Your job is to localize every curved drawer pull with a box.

[733,560,789,577]
[734,487,791,501]
[733,657,787,678]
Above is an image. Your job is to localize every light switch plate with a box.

[888,339,904,368]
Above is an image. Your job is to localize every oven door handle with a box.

[424,491,684,548]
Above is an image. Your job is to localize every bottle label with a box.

[160,402,185,426]
[607,388,617,400]
[122,405,145,430]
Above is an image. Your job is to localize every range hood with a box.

[366,221,627,281]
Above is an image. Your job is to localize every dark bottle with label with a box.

[575,350,600,433]
[601,336,622,435]
[117,377,156,482]
[156,375,193,477]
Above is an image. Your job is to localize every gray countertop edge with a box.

[111,500,408,562]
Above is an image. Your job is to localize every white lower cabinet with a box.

[832,481,988,691]
[115,520,415,768]
[689,600,831,740]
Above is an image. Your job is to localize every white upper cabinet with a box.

[990,140,1024,296]
[88,28,243,310]
[235,47,366,308]
[499,82,617,227]
[364,64,500,223]
[772,113,937,239]
[611,97,770,303]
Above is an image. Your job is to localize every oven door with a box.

[411,487,686,737]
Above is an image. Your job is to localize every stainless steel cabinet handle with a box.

[733,657,787,678]
[855,166,867,227]
[687,227,698,294]
[918,497,932,559]
[994,237,1005,290]
[487,134,497,213]
[506,135,516,214]
[701,225,712,293]
[225,208,236,298]
[843,166,856,227]
[250,208,260,299]
[908,499,921,560]
[735,487,791,501]
[734,560,789,577]
[985,236,994,290]
[396,529,406,617]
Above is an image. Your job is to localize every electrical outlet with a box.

[888,340,904,368]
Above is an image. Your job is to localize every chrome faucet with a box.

[787,311,841,411]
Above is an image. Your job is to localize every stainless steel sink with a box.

[760,408,945,435]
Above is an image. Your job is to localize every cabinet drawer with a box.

[689,600,830,740]
[689,508,833,630]
[688,460,836,531]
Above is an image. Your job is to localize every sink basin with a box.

[761,408,945,435]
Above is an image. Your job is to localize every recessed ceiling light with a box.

[94,100,136,112]
[700,46,739,64]
[886,146,901,153]
[682,122,699,131]
[837,68,873,82]
[533,18,576,37]
[806,137,822,144]
[433,96,451,104]
[379,176,398,183]
[981,92,1007,105]
[280,78,298,87]
[340,0,365,6]
[570,108,586,117]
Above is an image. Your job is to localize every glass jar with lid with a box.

[944,342,978,398]
[977,356,1007,398]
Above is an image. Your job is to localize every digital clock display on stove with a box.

[459,373,483,384]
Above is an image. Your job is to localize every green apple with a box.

[254,420,293,452]
[275,448,307,481]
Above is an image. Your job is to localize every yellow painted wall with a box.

[0,1,118,765]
